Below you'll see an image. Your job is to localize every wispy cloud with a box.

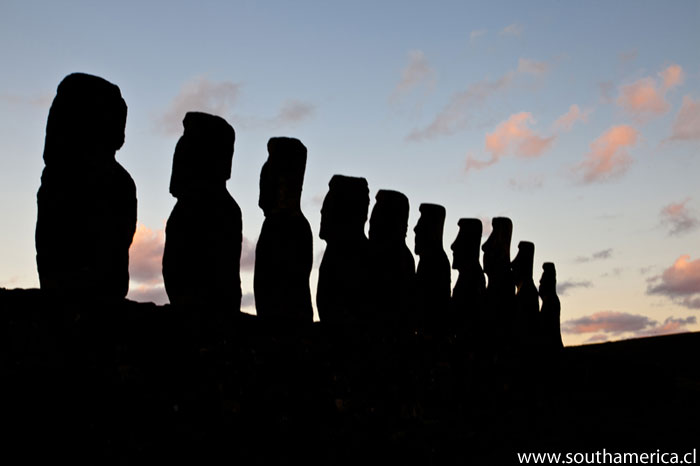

[508,174,544,191]
[390,50,436,103]
[553,104,590,132]
[501,23,524,36]
[470,29,487,41]
[237,99,315,130]
[574,125,638,184]
[660,198,698,236]
[517,58,549,75]
[616,64,684,120]
[557,280,592,295]
[647,255,700,309]
[0,93,53,108]
[667,95,700,142]
[466,112,554,171]
[158,76,242,134]
[241,236,256,271]
[575,248,613,263]
[618,50,638,65]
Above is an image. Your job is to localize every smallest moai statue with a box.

[450,218,486,332]
[317,175,371,325]
[512,241,540,345]
[539,262,563,350]
[162,112,242,311]
[254,137,313,324]
[414,203,451,327]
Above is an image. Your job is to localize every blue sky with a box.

[2,0,699,345]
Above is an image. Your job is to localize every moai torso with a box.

[254,137,313,324]
[36,73,136,300]
[317,175,371,325]
[162,112,242,310]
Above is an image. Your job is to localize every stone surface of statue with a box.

[450,218,486,331]
[162,112,242,311]
[414,203,451,327]
[512,241,539,344]
[317,175,371,325]
[539,262,564,350]
[36,73,136,300]
[254,137,313,324]
[368,189,416,326]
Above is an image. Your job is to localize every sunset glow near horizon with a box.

[1,1,699,346]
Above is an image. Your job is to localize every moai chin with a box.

[367,189,416,327]
[162,112,242,312]
[317,175,371,324]
[254,137,313,324]
[36,72,136,300]
[414,203,451,327]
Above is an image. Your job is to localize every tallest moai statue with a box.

[36,73,136,300]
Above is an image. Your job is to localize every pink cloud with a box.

[517,58,549,75]
[466,112,554,171]
[616,64,684,119]
[575,125,638,183]
[668,96,700,141]
[553,104,590,132]
[660,198,698,235]
[390,50,435,101]
[562,311,696,338]
[241,236,256,271]
[128,224,165,285]
[647,255,700,309]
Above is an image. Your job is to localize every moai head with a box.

[539,262,557,299]
[169,112,235,198]
[451,218,482,271]
[43,72,127,167]
[511,241,535,286]
[319,175,369,242]
[414,203,446,256]
[482,217,513,276]
[259,137,307,216]
[369,190,409,243]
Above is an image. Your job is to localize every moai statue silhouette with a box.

[414,203,451,328]
[162,112,241,311]
[317,175,371,325]
[368,189,416,327]
[539,262,563,350]
[254,137,313,324]
[36,73,136,300]
[481,217,515,344]
[512,241,539,344]
[450,218,486,332]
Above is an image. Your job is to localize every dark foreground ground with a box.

[2,288,698,465]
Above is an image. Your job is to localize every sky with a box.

[1,0,699,346]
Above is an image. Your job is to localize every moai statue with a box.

[254,137,313,324]
[414,203,451,327]
[368,189,416,327]
[539,262,563,350]
[317,175,371,325]
[162,112,241,311]
[36,73,136,300]
[512,241,539,344]
[450,218,486,331]
[481,217,515,344]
